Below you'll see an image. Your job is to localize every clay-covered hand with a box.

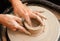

[11,0,46,26]
[0,14,31,35]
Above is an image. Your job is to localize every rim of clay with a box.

[24,22,44,31]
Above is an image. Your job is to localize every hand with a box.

[0,14,31,35]
[11,0,46,26]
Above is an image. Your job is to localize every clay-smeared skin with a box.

[0,14,31,35]
[11,0,46,26]
[0,0,46,35]
[0,13,46,35]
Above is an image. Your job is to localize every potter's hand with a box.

[11,0,46,26]
[0,14,31,35]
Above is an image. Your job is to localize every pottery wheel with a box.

[7,5,60,41]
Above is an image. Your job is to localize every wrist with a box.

[11,0,22,5]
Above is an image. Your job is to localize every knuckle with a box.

[25,13,28,16]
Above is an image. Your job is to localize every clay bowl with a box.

[24,18,45,34]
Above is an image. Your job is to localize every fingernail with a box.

[25,31,31,35]
[12,29,17,31]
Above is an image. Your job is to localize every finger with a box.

[0,14,17,31]
[14,16,23,26]
[36,16,45,26]
[6,14,23,25]
[17,26,31,35]
[7,15,23,26]
[31,14,45,26]
[1,20,17,31]
[14,9,20,17]
[8,20,31,35]
[12,28,17,31]
[29,13,37,18]
[25,13,32,26]
[33,11,47,19]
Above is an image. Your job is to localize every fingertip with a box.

[18,26,31,35]
[25,18,32,26]
[24,30,31,35]
[12,28,17,31]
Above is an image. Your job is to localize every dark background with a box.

[0,0,60,13]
